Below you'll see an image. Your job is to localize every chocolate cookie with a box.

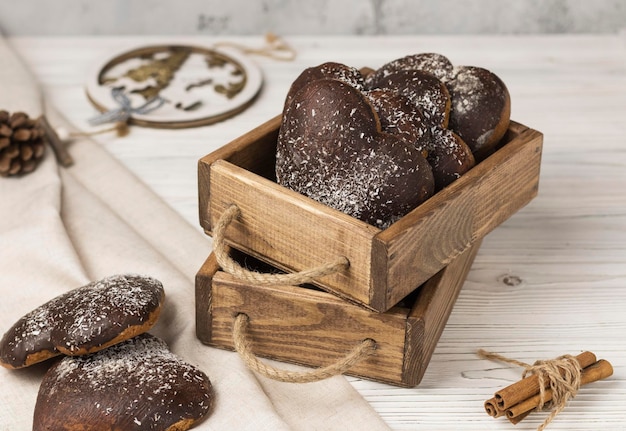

[276,78,434,229]
[425,127,475,190]
[0,274,164,369]
[283,61,365,110]
[366,52,455,83]
[365,89,474,191]
[364,88,431,156]
[367,69,451,128]
[34,333,213,431]
[446,65,511,160]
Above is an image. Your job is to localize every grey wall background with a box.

[1,0,624,35]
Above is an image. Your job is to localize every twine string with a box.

[213,32,297,61]
[232,313,376,383]
[212,204,349,286]
[477,349,583,431]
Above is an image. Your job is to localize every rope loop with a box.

[212,204,349,286]
[232,313,376,383]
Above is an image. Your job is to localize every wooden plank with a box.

[30,34,626,431]
[208,159,381,308]
[208,271,410,385]
[402,239,482,386]
[198,115,281,232]
[195,253,219,344]
[373,126,543,309]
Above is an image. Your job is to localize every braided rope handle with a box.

[212,204,349,286]
[232,313,376,383]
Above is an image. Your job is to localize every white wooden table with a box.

[12,34,626,430]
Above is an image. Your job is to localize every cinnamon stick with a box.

[484,397,505,418]
[507,410,531,425]
[505,359,614,422]
[494,351,597,410]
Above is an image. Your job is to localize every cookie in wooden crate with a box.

[276,78,435,229]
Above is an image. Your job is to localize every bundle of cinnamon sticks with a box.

[483,351,613,425]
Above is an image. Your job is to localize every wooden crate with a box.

[195,240,481,387]
[198,115,542,312]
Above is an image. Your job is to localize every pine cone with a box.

[0,110,46,177]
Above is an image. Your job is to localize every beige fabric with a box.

[0,37,391,431]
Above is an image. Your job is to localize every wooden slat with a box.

[195,253,219,343]
[403,239,482,385]
[198,115,282,233]
[208,159,380,307]
[208,271,409,384]
[26,34,626,430]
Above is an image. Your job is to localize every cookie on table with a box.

[34,333,213,431]
[0,274,164,369]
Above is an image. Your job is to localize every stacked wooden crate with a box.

[195,115,542,387]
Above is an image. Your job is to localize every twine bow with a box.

[88,87,166,126]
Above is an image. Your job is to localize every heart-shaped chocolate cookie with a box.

[364,88,431,155]
[365,52,455,84]
[367,69,451,128]
[276,78,434,229]
[0,274,164,369]
[283,62,366,110]
[364,88,474,191]
[34,333,213,431]
[446,65,511,160]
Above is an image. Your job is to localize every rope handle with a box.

[232,313,376,383]
[213,204,350,286]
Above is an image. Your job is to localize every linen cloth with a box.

[0,37,391,431]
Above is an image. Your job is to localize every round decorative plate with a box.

[86,44,263,128]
